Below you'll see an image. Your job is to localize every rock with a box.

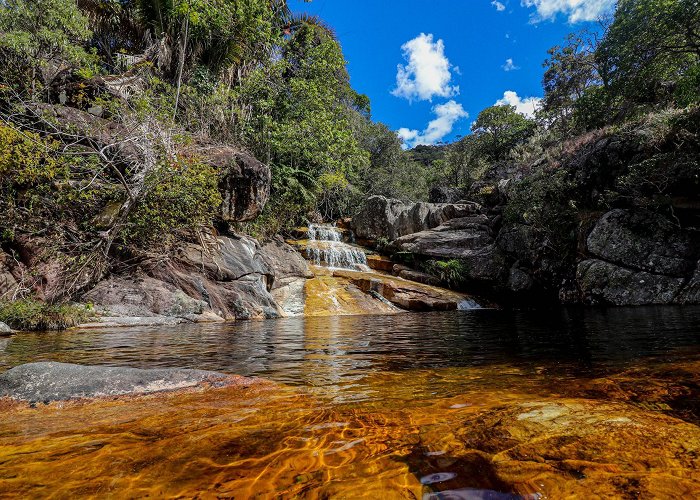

[390,226,507,283]
[397,269,441,287]
[677,261,700,304]
[0,322,11,333]
[352,196,482,241]
[303,273,402,316]
[0,252,18,300]
[429,186,466,204]
[0,362,252,402]
[366,255,395,272]
[83,276,209,320]
[85,234,284,323]
[506,266,534,293]
[332,269,475,311]
[577,259,685,305]
[497,224,538,263]
[260,237,312,287]
[587,209,698,277]
[200,145,271,222]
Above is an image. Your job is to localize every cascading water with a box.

[306,224,368,270]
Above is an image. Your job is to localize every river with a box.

[1,307,699,497]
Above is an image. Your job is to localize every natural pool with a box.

[1,307,699,498]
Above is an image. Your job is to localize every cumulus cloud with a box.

[495,90,542,118]
[492,0,506,11]
[502,58,519,71]
[521,0,615,23]
[392,33,459,102]
[397,100,468,148]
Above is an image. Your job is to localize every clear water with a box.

[1,306,700,498]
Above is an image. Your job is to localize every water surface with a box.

[1,307,699,498]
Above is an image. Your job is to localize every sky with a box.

[290,0,614,148]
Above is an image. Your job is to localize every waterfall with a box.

[306,224,368,270]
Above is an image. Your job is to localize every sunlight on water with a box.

[1,308,700,497]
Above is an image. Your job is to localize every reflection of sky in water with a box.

[1,306,699,402]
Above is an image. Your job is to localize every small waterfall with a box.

[306,224,368,270]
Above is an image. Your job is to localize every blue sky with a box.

[291,0,614,147]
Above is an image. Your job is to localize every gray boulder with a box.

[352,195,482,241]
[0,362,244,402]
[586,209,698,277]
[0,322,11,333]
[260,237,313,288]
[0,252,18,300]
[577,259,685,305]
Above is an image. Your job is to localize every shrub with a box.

[423,259,468,288]
[0,298,89,331]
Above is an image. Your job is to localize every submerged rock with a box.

[0,362,251,402]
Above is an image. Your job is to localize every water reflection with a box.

[1,306,699,403]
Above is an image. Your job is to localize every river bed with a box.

[1,307,699,497]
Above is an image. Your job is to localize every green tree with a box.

[471,105,536,161]
[0,0,95,93]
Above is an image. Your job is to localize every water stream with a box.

[1,307,699,497]
[305,223,368,270]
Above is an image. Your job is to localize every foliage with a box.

[0,298,89,331]
[423,259,468,288]
[0,0,96,91]
[471,105,536,162]
[120,157,222,247]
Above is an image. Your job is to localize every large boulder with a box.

[390,219,508,284]
[352,195,482,241]
[577,209,700,305]
[577,259,686,305]
[260,237,313,287]
[201,145,271,222]
[0,362,254,402]
[0,322,11,333]
[586,209,698,277]
[86,234,284,323]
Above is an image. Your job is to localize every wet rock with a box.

[587,209,698,277]
[577,259,685,305]
[0,362,247,402]
[677,261,700,304]
[332,269,474,311]
[352,196,482,241]
[366,255,395,272]
[397,269,441,287]
[260,237,313,287]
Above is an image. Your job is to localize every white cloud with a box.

[521,0,615,23]
[492,0,506,11]
[392,33,459,102]
[397,100,468,148]
[495,91,542,118]
[502,58,519,71]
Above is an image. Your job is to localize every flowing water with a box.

[1,307,700,497]
[305,224,368,270]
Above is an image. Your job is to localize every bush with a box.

[0,298,89,331]
[423,259,468,288]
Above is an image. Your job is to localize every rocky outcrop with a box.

[428,186,466,204]
[352,195,482,241]
[84,235,312,324]
[204,146,271,222]
[0,362,256,402]
[355,196,700,306]
[577,209,700,305]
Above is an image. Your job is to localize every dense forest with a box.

[0,0,699,323]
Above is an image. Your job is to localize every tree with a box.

[542,31,608,130]
[597,0,700,109]
[0,0,95,93]
[471,105,536,161]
